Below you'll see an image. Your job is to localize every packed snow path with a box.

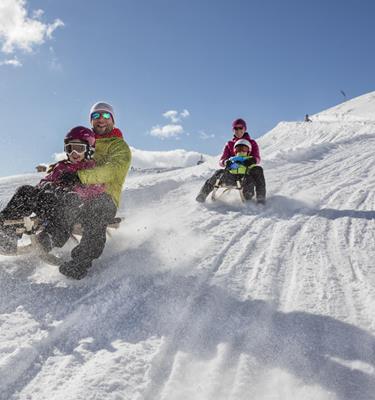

[1,118,375,399]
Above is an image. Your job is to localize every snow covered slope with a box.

[313,91,375,122]
[1,92,375,400]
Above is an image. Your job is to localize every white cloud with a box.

[151,109,190,139]
[130,147,208,169]
[163,110,179,123]
[0,0,64,54]
[199,131,215,140]
[54,152,67,162]
[163,109,190,123]
[48,46,62,71]
[0,58,22,67]
[180,109,190,118]
[150,124,184,139]
[46,19,64,39]
[32,9,44,19]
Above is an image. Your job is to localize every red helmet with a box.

[232,118,247,131]
[65,126,95,146]
[64,126,95,159]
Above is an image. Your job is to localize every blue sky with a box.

[0,0,375,176]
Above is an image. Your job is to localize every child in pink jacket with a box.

[0,127,112,264]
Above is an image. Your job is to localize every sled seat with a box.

[212,177,245,202]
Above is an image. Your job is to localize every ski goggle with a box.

[64,143,87,154]
[233,126,245,131]
[91,112,112,120]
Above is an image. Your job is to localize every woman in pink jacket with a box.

[196,118,266,204]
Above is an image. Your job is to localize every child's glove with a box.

[230,156,246,163]
[59,172,80,186]
[226,159,240,169]
[224,159,233,168]
[242,156,256,167]
[229,163,240,169]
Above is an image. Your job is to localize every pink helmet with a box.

[232,118,247,131]
[65,126,95,146]
[64,126,96,159]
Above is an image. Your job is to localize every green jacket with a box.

[78,131,131,208]
[228,155,256,175]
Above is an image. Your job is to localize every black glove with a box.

[39,182,57,193]
[242,156,256,167]
[224,159,233,168]
[59,172,80,186]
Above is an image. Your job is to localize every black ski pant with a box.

[0,186,117,264]
[198,166,266,200]
[0,184,82,246]
[70,193,117,265]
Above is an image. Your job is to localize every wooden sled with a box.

[1,216,122,266]
[211,178,246,203]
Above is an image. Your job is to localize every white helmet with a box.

[234,139,252,152]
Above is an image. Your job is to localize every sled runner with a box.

[0,216,122,266]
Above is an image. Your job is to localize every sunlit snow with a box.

[1,91,375,400]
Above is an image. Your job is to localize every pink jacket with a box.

[219,132,261,167]
[38,160,106,200]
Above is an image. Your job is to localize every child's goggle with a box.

[64,143,87,154]
[91,112,112,120]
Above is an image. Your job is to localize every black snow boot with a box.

[196,170,225,203]
[248,166,266,204]
[59,259,92,280]
[35,231,54,253]
[196,191,208,203]
[0,225,18,255]
[256,196,266,205]
[195,182,214,203]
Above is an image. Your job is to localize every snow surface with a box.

[1,91,375,400]
[312,91,375,122]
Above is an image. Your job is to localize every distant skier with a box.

[197,155,205,165]
[196,118,266,204]
[304,114,312,122]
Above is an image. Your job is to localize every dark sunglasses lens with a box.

[234,127,244,131]
[91,112,101,120]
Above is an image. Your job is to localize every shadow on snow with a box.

[206,194,375,221]
[0,260,374,400]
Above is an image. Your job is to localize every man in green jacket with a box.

[59,101,132,279]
